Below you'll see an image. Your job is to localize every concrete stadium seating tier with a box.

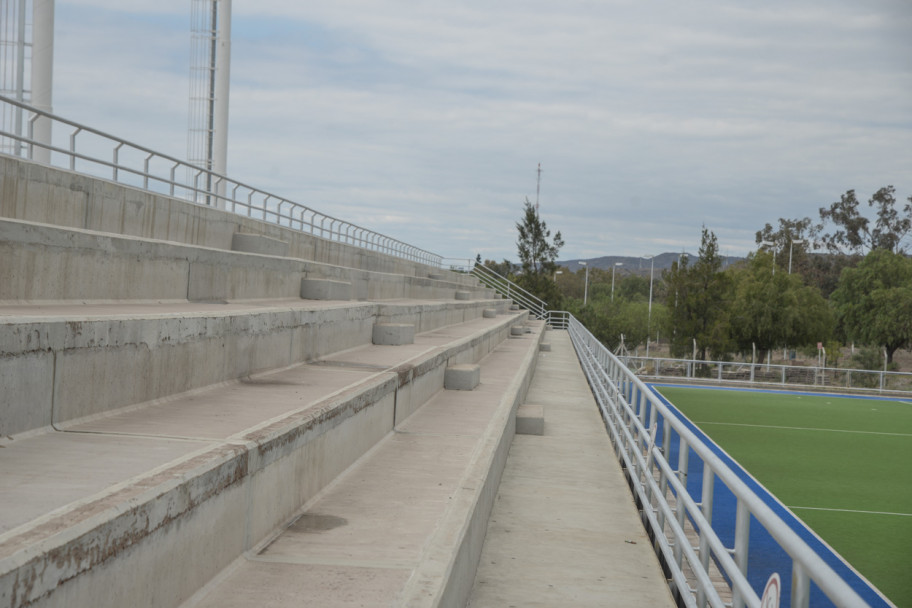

[0,154,542,607]
[0,156,485,285]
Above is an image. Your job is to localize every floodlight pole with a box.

[611,262,622,301]
[761,240,776,275]
[788,239,806,274]
[580,261,589,306]
[643,255,654,357]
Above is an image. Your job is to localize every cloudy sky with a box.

[46,0,912,262]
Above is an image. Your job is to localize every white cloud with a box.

[43,0,912,262]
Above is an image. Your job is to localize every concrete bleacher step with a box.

[183,321,545,608]
[0,298,510,437]
[0,217,491,303]
[0,312,537,608]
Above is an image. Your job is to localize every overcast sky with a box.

[50,0,912,263]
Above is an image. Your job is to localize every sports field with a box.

[655,385,912,607]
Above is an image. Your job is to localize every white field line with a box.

[694,421,912,438]
[788,506,912,517]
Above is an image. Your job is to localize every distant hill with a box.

[557,253,744,275]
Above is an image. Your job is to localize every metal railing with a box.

[471,263,549,319]
[567,315,883,608]
[0,95,442,267]
[624,356,912,395]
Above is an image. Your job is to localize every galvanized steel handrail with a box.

[566,314,875,608]
[0,95,442,267]
[471,263,548,319]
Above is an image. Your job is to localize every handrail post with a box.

[732,499,750,608]
[113,143,124,180]
[69,126,82,170]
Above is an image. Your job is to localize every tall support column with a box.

[31,0,54,163]
[211,0,230,205]
[188,0,231,209]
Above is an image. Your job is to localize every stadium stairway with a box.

[0,156,545,607]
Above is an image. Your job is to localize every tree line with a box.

[481,187,912,370]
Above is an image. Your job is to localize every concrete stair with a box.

[0,156,540,608]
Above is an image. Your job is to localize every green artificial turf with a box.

[655,386,912,607]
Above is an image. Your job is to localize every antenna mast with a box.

[535,163,541,213]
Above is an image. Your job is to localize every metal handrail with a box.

[471,263,548,319]
[567,315,882,607]
[0,95,442,267]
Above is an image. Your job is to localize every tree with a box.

[728,252,833,361]
[816,186,912,255]
[830,249,912,365]
[663,227,732,360]
[754,216,813,274]
[515,198,565,304]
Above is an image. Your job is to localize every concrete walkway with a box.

[467,331,676,607]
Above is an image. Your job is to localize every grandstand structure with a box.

[0,93,897,607]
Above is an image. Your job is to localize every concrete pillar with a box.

[516,404,544,435]
[372,323,414,346]
[444,364,480,391]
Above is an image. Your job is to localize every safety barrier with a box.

[567,315,882,608]
[0,95,441,266]
[624,355,912,395]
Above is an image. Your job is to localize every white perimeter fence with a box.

[624,356,912,395]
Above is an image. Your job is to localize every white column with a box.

[31,0,54,164]
[211,0,231,207]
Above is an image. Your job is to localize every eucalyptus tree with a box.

[816,186,912,255]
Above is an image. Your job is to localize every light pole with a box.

[760,240,777,274]
[611,262,623,301]
[788,239,806,274]
[579,262,589,306]
[643,255,654,356]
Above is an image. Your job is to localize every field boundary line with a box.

[694,420,912,438]
[789,505,912,517]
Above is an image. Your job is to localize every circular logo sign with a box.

[761,573,781,608]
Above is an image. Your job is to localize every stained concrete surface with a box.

[467,331,676,607]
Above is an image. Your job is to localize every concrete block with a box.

[300,278,352,300]
[510,326,525,337]
[455,290,471,300]
[510,304,520,310]
[516,404,544,435]
[231,232,289,257]
[444,364,481,391]
[528,313,536,322]
[372,323,415,346]
[539,342,551,352]
[483,308,497,318]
